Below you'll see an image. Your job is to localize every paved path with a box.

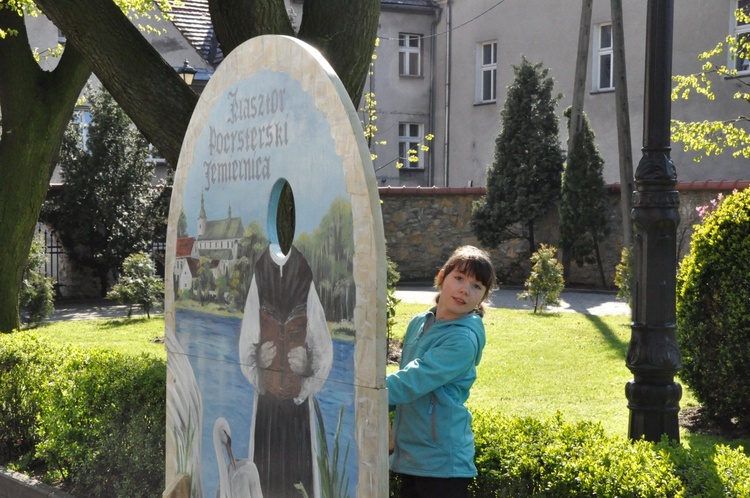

[47,286,629,321]
[395,285,630,316]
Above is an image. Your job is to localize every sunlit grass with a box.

[28,317,166,359]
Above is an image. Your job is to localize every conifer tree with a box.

[471,57,565,255]
[44,89,163,296]
[559,106,610,287]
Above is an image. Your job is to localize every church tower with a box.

[198,194,207,237]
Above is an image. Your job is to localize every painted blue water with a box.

[175,308,357,498]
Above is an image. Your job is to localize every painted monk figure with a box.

[239,245,333,498]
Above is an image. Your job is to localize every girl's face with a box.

[435,268,488,321]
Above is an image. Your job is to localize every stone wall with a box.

[379,181,749,288]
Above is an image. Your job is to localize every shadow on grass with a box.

[102,317,153,328]
[583,314,629,359]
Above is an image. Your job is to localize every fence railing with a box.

[38,227,64,286]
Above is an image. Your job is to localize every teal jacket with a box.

[387,309,486,478]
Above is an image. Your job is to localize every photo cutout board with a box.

[163,35,388,498]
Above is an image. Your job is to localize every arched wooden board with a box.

[164,35,387,498]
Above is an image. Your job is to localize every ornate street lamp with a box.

[626,0,682,443]
[177,59,197,86]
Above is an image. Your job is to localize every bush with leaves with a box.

[677,187,750,428]
[614,246,632,306]
[468,411,748,497]
[390,410,750,496]
[106,252,164,318]
[19,232,56,326]
[0,334,166,497]
[518,244,564,313]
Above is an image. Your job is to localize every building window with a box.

[399,33,422,77]
[733,0,750,73]
[398,123,424,169]
[595,23,614,90]
[476,41,497,103]
[147,144,167,166]
[72,107,92,150]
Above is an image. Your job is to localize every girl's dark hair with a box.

[434,245,497,316]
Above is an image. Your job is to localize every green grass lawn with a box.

[30,316,167,359]
[391,302,750,454]
[27,302,749,455]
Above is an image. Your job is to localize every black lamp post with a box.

[177,59,197,86]
[626,0,682,442]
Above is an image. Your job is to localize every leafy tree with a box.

[471,57,565,255]
[44,89,164,297]
[106,252,164,318]
[19,231,56,326]
[559,107,610,287]
[518,244,565,313]
[0,0,380,330]
[671,5,750,160]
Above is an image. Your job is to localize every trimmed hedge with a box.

[1,333,748,497]
[0,333,165,498]
[677,188,750,428]
[391,411,750,497]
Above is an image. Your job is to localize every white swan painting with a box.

[213,417,263,498]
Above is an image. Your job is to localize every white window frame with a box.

[73,107,92,150]
[732,0,750,73]
[398,122,424,170]
[594,23,614,91]
[476,41,497,104]
[147,144,167,166]
[399,33,422,77]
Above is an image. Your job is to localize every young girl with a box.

[387,245,496,498]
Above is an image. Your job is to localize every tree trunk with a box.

[35,0,199,168]
[298,0,381,106]
[37,0,380,169]
[0,11,91,331]
[563,0,593,281]
[567,0,593,154]
[611,0,634,247]
[208,0,295,53]
[527,219,536,254]
[593,238,607,288]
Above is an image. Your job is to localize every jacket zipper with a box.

[429,395,437,443]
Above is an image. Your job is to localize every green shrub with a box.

[677,188,750,428]
[614,246,632,305]
[0,333,165,497]
[518,244,564,313]
[389,410,750,496]
[107,252,164,318]
[0,335,53,463]
[471,412,682,497]
[19,232,56,326]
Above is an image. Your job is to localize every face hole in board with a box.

[267,178,296,257]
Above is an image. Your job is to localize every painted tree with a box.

[0,0,380,330]
[559,107,610,287]
[471,57,565,254]
[44,89,163,297]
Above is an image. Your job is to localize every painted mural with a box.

[164,36,387,498]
